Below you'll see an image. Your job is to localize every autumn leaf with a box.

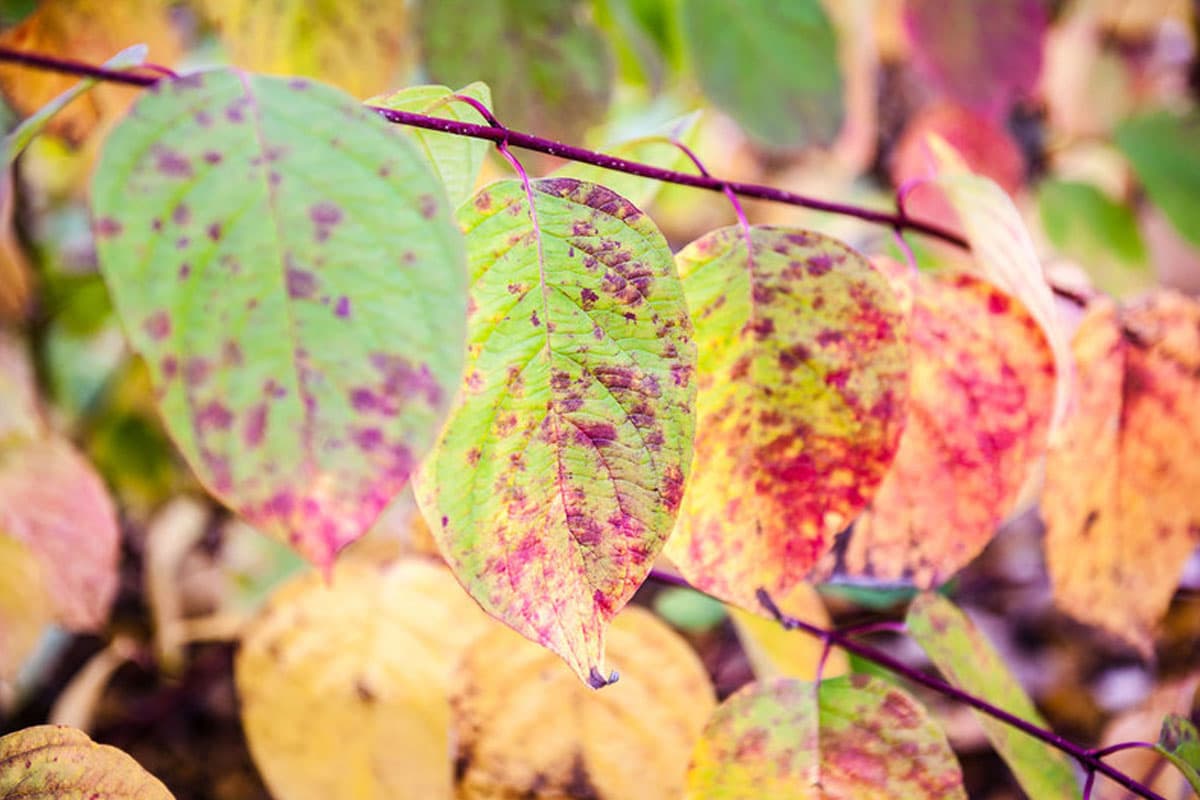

[1042,292,1200,654]
[1156,714,1200,794]
[0,534,53,683]
[0,329,41,443]
[92,69,468,568]
[822,271,1055,587]
[415,177,695,687]
[451,607,714,799]
[665,226,908,611]
[0,725,174,799]
[237,556,493,800]
[685,675,966,798]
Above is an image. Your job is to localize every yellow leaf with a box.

[236,556,493,800]
[199,0,411,99]
[452,606,715,799]
[0,534,52,683]
[729,582,848,681]
[0,328,41,444]
[0,725,174,799]
[1043,292,1200,654]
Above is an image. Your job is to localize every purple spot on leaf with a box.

[155,148,193,179]
[286,268,317,299]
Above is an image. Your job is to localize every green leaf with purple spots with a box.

[365,81,492,203]
[0,725,174,799]
[907,593,1081,799]
[663,226,909,613]
[1156,714,1200,794]
[91,69,468,568]
[414,177,695,687]
[685,675,966,798]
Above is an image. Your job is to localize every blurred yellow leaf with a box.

[452,606,715,799]
[0,172,33,323]
[0,328,41,444]
[236,556,493,800]
[0,533,52,684]
[729,582,848,681]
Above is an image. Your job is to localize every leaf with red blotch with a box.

[1043,292,1200,655]
[903,0,1046,118]
[415,177,695,687]
[821,270,1055,587]
[0,437,119,631]
[663,226,909,612]
[0,725,174,799]
[685,675,966,799]
[91,69,468,568]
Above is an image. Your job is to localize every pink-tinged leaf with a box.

[1043,293,1200,655]
[664,226,909,612]
[91,69,467,567]
[415,178,696,687]
[685,675,966,799]
[0,725,174,799]
[821,271,1055,587]
[903,0,1047,118]
[0,437,118,631]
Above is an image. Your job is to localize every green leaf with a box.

[1115,110,1200,248]
[0,725,174,799]
[907,593,1081,799]
[679,0,842,149]
[91,69,468,568]
[415,177,695,687]
[365,81,492,204]
[552,110,701,209]
[1037,179,1150,295]
[685,675,966,798]
[1157,714,1200,793]
[653,586,727,633]
[419,0,613,144]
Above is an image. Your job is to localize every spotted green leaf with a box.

[0,725,174,799]
[680,0,842,149]
[1115,110,1200,249]
[907,593,1081,799]
[685,675,966,798]
[365,81,492,204]
[419,0,612,144]
[92,69,468,568]
[1157,714,1200,794]
[415,177,695,686]
[664,227,908,612]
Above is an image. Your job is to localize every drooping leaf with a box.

[365,81,492,203]
[0,533,52,682]
[451,607,715,799]
[1156,714,1200,794]
[679,0,843,150]
[823,271,1055,587]
[1115,110,1200,249]
[418,0,612,144]
[1037,179,1150,296]
[197,0,412,99]
[553,110,702,209]
[91,69,468,568]
[664,226,908,610]
[0,725,174,799]
[415,177,695,686]
[0,0,180,143]
[0,437,118,631]
[685,675,966,799]
[237,557,493,800]
[729,581,848,682]
[903,0,1046,117]
[1042,292,1200,654]
[906,593,1081,799]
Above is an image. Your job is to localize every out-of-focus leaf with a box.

[0,172,32,322]
[653,586,727,633]
[592,0,678,89]
[419,0,612,144]
[0,328,40,443]
[685,675,966,799]
[0,534,52,683]
[679,0,842,150]
[0,0,180,143]
[0,437,118,631]
[1043,293,1200,655]
[1095,674,1200,800]
[237,557,493,800]
[1037,179,1150,296]
[730,581,848,682]
[903,0,1046,117]
[907,593,1081,799]
[1115,110,1200,249]
[665,226,908,610]
[451,606,714,800]
[0,725,174,799]
[415,178,694,687]
[92,69,467,568]
[197,0,411,99]
[365,82,491,204]
[825,271,1055,587]
[1156,714,1200,793]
